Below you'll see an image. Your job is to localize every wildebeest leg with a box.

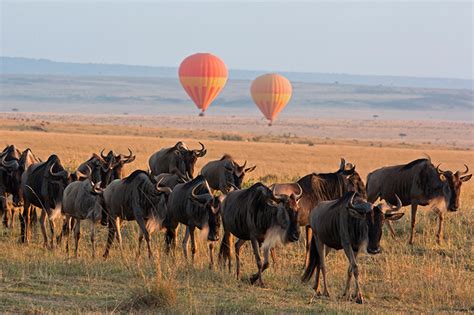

[90,219,96,258]
[304,225,312,268]
[208,242,214,269]
[1,192,7,228]
[115,218,123,252]
[250,238,265,287]
[48,212,56,249]
[342,245,362,304]
[316,238,330,297]
[235,239,246,279]
[409,203,418,245]
[59,215,71,253]
[341,265,352,299]
[39,209,49,248]
[189,226,197,264]
[251,245,271,285]
[436,210,444,244]
[182,227,190,260]
[136,215,152,259]
[385,220,397,238]
[103,218,116,259]
[20,201,31,243]
[73,219,81,258]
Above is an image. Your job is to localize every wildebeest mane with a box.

[220,154,233,161]
[401,158,429,171]
[124,169,148,184]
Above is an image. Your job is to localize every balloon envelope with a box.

[179,53,228,114]
[250,73,292,124]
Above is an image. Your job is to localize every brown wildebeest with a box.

[20,155,71,247]
[59,180,105,257]
[75,153,108,185]
[163,175,221,267]
[148,141,207,180]
[366,158,472,244]
[302,192,403,304]
[201,154,256,194]
[102,170,172,259]
[270,158,366,266]
[218,182,302,286]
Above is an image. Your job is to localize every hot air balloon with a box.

[250,73,292,126]
[179,53,228,116]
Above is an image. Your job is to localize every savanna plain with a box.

[0,115,473,314]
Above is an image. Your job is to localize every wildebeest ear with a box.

[347,208,366,219]
[244,165,257,173]
[461,174,472,182]
[385,212,404,221]
[439,174,447,182]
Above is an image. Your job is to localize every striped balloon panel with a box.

[179,76,228,111]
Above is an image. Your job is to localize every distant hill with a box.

[1,56,472,90]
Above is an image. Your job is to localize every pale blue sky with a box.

[1,1,472,79]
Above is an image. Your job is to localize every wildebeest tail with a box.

[301,236,319,283]
[218,231,231,264]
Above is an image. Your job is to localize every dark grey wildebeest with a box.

[366,158,471,244]
[148,142,207,180]
[59,180,105,257]
[270,159,366,266]
[0,145,22,227]
[75,153,107,185]
[102,170,172,259]
[302,192,403,304]
[218,183,302,286]
[201,154,256,194]
[164,175,221,266]
[20,155,70,247]
[155,173,186,189]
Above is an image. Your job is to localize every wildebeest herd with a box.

[0,142,471,304]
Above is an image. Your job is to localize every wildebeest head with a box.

[46,155,70,187]
[189,179,221,241]
[178,142,207,180]
[337,158,367,199]
[0,147,21,205]
[229,159,257,189]
[436,164,472,211]
[268,184,303,243]
[101,149,136,183]
[366,194,404,254]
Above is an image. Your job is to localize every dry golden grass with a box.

[0,120,473,313]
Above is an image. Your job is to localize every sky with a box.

[1,1,473,79]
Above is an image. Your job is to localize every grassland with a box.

[0,118,473,313]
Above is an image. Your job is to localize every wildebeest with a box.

[102,170,172,259]
[99,148,136,181]
[0,145,22,227]
[201,154,256,194]
[301,192,403,304]
[75,153,108,184]
[20,154,70,247]
[218,183,302,286]
[367,158,472,244]
[59,180,104,257]
[270,159,366,266]
[164,175,221,266]
[148,141,207,180]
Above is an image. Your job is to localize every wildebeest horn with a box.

[458,164,469,175]
[385,194,402,213]
[49,162,67,178]
[0,154,19,171]
[195,142,207,157]
[339,158,346,171]
[240,160,247,169]
[76,165,91,179]
[92,181,104,194]
[295,183,303,200]
[348,192,366,212]
[100,149,107,160]
[92,153,107,165]
[436,164,445,174]
[122,148,136,163]
[155,178,172,194]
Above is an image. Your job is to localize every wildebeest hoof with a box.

[355,296,363,304]
[249,273,260,285]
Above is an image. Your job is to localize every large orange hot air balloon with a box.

[250,73,292,125]
[179,53,228,116]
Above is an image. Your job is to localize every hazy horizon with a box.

[1,1,473,80]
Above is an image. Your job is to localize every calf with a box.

[302,192,403,304]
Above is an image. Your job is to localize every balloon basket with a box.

[199,112,205,117]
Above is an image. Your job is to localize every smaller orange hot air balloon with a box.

[179,53,228,116]
[250,73,292,126]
